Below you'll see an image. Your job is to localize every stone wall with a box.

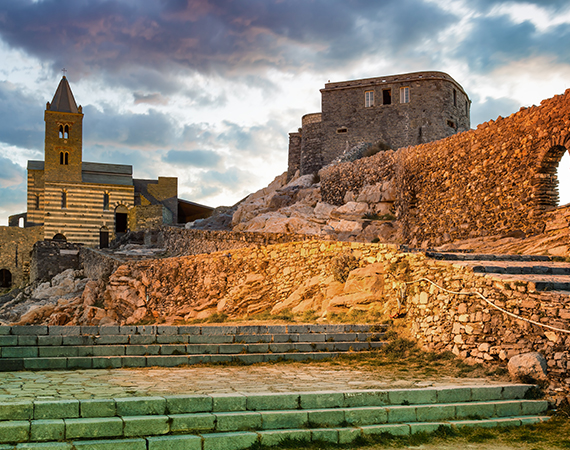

[287,132,302,182]
[0,226,44,289]
[80,247,126,281]
[128,205,165,231]
[29,240,82,283]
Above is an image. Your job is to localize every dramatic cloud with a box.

[163,149,222,168]
[0,155,25,188]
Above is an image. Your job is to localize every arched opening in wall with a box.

[115,205,128,234]
[559,150,570,206]
[18,217,24,228]
[0,269,11,288]
[99,226,109,249]
[53,233,66,241]
[534,145,568,210]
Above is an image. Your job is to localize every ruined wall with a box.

[80,247,126,281]
[287,132,302,181]
[128,205,165,231]
[30,240,82,283]
[299,114,323,176]
[0,226,44,289]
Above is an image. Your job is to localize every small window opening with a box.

[453,89,457,107]
[18,217,24,228]
[382,89,391,105]
[53,233,66,242]
[64,125,69,139]
[35,194,40,210]
[447,120,456,129]
[400,87,410,104]
[64,152,69,165]
[60,152,64,165]
[365,91,374,107]
[61,190,67,209]
[0,269,12,288]
[58,125,63,139]
[465,100,469,116]
[103,192,110,210]
[336,127,348,134]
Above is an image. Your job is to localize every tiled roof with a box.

[49,76,79,113]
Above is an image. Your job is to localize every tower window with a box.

[400,87,410,104]
[64,125,69,139]
[59,152,69,165]
[59,125,63,139]
[35,194,40,210]
[382,89,392,105]
[453,89,457,107]
[365,90,374,107]
[103,192,110,210]
[61,190,67,209]
[60,152,64,164]
[65,152,69,165]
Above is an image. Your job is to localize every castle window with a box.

[103,192,110,210]
[382,89,392,105]
[35,194,40,210]
[60,152,69,165]
[453,89,457,107]
[365,91,374,107]
[61,190,67,209]
[336,127,348,134]
[447,120,456,129]
[59,125,64,139]
[64,125,69,139]
[65,152,69,165]
[60,152,64,164]
[465,100,469,116]
[400,87,410,104]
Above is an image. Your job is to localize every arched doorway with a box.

[53,233,66,241]
[559,151,570,206]
[115,205,128,234]
[99,226,109,249]
[534,145,568,211]
[0,269,12,288]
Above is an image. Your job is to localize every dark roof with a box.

[82,162,132,175]
[82,162,133,186]
[49,77,79,113]
[28,160,44,170]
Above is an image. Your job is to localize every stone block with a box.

[386,406,416,423]
[218,344,245,354]
[258,429,310,447]
[166,395,212,414]
[266,325,288,334]
[269,343,294,352]
[501,384,530,400]
[451,419,499,429]
[17,336,37,346]
[2,347,37,358]
[344,406,388,426]
[260,410,308,429]
[338,427,362,444]
[95,335,128,345]
[208,354,233,364]
[125,345,159,356]
[187,335,233,344]
[121,356,146,368]
[410,422,451,434]
[495,418,522,427]
[298,334,326,342]
[123,415,170,437]
[48,326,80,336]
[65,417,123,439]
[71,438,146,450]
[436,387,471,403]
[16,443,73,450]
[521,400,548,415]
[416,404,455,422]
[98,327,120,335]
[188,355,210,364]
[92,357,122,369]
[13,326,47,335]
[495,401,522,417]
[115,397,166,416]
[0,326,10,335]
[215,411,262,431]
[119,326,137,335]
[146,355,188,367]
[201,326,237,336]
[177,326,200,335]
[169,413,215,433]
[38,347,78,358]
[136,326,156,335]
[201,431,258,450]
[93,346,124,357]
[0,401,33,420]
[454,401,495,419]
[30,419,64,442]
[311,428,338,443]
[308,409,345,427]
[129,335,156,345]
[186,344,219,354]
[244,343,269,353]
[0,336,17,346]
[287,325,310,333]
[62,336,94,346]
[307,325,327,333]
[66,357,93,369]
[147,435,202,450]
[360,423,410,436]
[156,335,187,344]
[24,358,67,370]
[80,399,116,418]
[211,394,246,412]
[271,334,298,343]
[236,325,266,335]
[160,345,187,355]
[80,326,99,335]
[34,400,79,420]
[37,336,62,346]
[233,354,265,364]
[235,335,271,344]
[156,326,178,335]
[388,388,437,405]
[0,359,24,371]
[520,416,548,425]
[300,391,344,409]
[470,386,503,401]
[343,390,389,407]
[246,393,299,411]
[0,421,29,443]
[294,343,317,352]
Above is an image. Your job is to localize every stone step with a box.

[0,386,548,446]
[426,252,551,262]
[475,273,570,292]
[454,260,570,276]
[0,331,385,347]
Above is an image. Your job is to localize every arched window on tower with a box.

[61,190,67,209]
[103,192,110,210]
[60,151,64,165]
[64,152,69,165]
[64,125,69,139]
[59,125,64,139]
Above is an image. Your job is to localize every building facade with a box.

[288,71,471,177]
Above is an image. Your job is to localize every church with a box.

[15,75,212,248]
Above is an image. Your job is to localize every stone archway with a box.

[0,269,12,288]
[533,144,568,212]
[99,226,109,249]
[53,233,66,241]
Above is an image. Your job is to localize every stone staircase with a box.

[426,251,570,293]
[0,385,549,449]
[0,324,387,372]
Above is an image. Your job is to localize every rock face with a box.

[507,352,548,381]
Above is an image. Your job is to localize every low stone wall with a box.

[155,227,315,256]
[30,240,82,283]
[80,248,127,281]
[0,226,44,289]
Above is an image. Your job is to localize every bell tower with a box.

[44,75,83,183]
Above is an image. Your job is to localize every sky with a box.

[0,0,570,225]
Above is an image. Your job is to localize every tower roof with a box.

[48,76,79,113]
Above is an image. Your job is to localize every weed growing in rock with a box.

[331,253,359,283]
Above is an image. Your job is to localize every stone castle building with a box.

[288,71,471,177]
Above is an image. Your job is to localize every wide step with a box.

[0,385,549,448]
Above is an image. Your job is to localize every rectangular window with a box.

[453,89,457,107]
[400,87,410,104]
[103,192,110,211]
[365,90,374,107]
[61,191,67,209]
[382,89,391,105]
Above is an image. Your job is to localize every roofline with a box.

[178,198,214,210]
